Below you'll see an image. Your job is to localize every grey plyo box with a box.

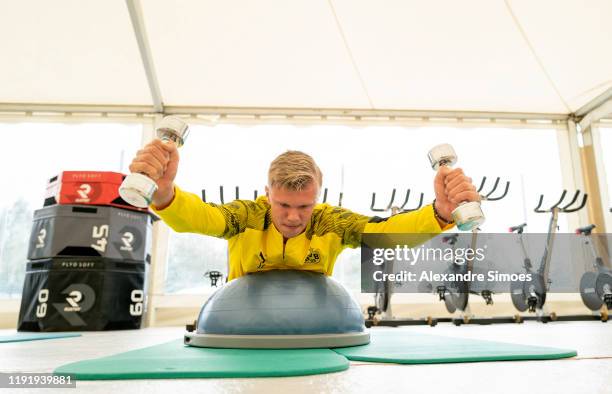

[28,205,153,262]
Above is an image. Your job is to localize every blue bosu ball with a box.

[184,270,370,349]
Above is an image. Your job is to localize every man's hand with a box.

[128,139,179,208]
[433,166,480,223]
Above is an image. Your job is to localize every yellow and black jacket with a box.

[153,186,453,281]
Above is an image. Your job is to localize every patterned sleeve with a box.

[211,199,270,239]
[151,186,270,239]
[312,204,451,248]
[309,205,373,248]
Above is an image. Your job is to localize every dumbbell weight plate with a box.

[452,201,486,231]
[156,116,190,147]
[427,143,457,170]
[119,173,158,208]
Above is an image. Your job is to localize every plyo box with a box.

[28,205,153,262]
[44,171,148,212]
[18,257,148,331]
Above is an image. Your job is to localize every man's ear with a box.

[265,185,270,198]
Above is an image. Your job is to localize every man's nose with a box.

[286,209,300,222]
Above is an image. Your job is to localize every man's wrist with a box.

[432,199,454,225]
[152,185,176,210]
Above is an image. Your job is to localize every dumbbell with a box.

[428,143,484,231]
[119,116,190,208]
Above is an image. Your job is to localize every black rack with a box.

[322,187,343,207]
[477,176,510,201]
[370,189,424,213]
[201,186,259,204]
[534,189,588,213]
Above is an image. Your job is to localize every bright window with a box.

[0,121,142,298]
[165,123,566,293]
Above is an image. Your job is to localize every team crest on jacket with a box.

[305,248,322,264]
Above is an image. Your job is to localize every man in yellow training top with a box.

[129,140,479,281]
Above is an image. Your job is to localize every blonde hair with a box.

[268,150,323,191]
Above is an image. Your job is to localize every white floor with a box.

[1,321,611,394]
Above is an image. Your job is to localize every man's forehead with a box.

[269,184,318,204]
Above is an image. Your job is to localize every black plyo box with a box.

[17,257,148,332]
[27,205,153,262]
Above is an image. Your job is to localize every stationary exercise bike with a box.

[577,224,611,321]
[509,190,588,322]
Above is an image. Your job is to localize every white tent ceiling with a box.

[1,0,611,117]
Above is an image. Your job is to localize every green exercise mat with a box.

[333,331,577,364]
[54,332,577,380]
[54,339,349,380]
[0,332,81,343]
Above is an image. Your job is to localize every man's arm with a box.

[365,205,454,233]
[336,204,453,249]
[336,166,479,248]
[150,185,229,237]
[151,185,269,239]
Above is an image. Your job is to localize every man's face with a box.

[266,182,318,239]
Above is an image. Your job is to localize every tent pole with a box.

[125,0,164,113]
